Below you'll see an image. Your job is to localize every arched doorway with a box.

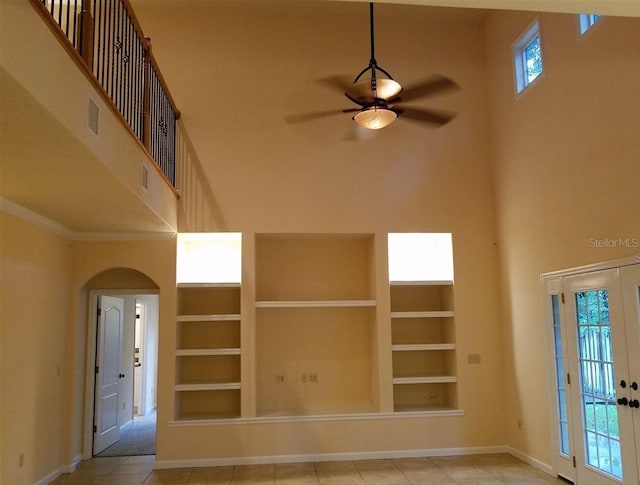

[80,268,160,457]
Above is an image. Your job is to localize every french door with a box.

[545,262,640,484]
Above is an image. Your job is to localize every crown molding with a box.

[1,197,176,241]
[1,197,75,238]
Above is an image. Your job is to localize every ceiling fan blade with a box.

[315,75,355,95]
[285,109,346,124]
[394,106,456,126]
[392,75,459,103]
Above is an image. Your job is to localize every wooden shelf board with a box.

[393,376,457,384]
[390,280,453,286]
[393,405,461,414]
[177,314,241,322]
[390,311,454,318]
[175,382,241,391]
[256,300,376,309]
[391,344,456,352]
[177,282,241,288]
[176,348,241,356]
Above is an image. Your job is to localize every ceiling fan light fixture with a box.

[353,77,402,101]
[353,106,397,130]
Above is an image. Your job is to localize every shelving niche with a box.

[255,233,377,417]
[175,283,241,420]
[390,281,458,412]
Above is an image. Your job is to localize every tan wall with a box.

[135,1,505,461]
[0,212,72,484]
[485,12,640,464]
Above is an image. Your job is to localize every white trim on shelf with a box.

[390,311,454,318]
[176,348,241,356]
[177,314,241,322]
[391,344,456,351]
[168,408,466,428]
[256,300,376,309]
[390,280,454,286]
[177,282,241,288]
[393,376,457,384]
[175,382,241,391]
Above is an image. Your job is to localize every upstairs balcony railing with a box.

[31,0,180,189]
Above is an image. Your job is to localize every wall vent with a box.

[88,98,99,135]
[141,163,149,191]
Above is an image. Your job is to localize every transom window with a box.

[514,19,543,94]
[579,14,601,34]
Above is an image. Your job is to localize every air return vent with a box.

[88,98,99,135]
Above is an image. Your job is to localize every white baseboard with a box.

[506,446,553,476]
[36,454,82,485]
[155,445,509,469]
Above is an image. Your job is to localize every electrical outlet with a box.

[309,373,318,383]
[301,373,308,384]
[275,375,285,383]
[467,354,481,364]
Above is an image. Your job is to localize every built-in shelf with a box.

[392,344,456,352]
[390,280,453,286]
[390,311,454,318]
[390,279,458,412]
[177,314,241,322]
[175,382,241,392]
[255,233,376,417]
[256,300,376,309]
[175,282,242,420]
[177,282,241,288]
[175,348,241,357]
[393,376,457,385]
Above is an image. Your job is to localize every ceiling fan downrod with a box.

[352,2,400,101]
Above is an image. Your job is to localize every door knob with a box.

[631,382,638,391]
[617,397,628,406]
[620,380,627,388]
[630,400,640,409]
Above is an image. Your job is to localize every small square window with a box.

[579,14,601,34]
[514,19,543,94]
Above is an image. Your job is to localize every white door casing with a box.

[620,264,640,481]
[93,295,124,454]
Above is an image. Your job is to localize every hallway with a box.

[97,411,156,457]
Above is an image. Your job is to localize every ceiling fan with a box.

[287,2,459,131]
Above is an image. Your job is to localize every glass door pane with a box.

[575,289,622,479]
[551,293,571,455]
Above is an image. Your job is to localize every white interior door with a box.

[93,295,124,454]
[620,264,640,480]
[564,269,638,484]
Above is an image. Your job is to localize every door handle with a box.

[620,380,627,388]
[617,397,628,406]
[629,400,640,409]
[119,373,125,379]
[631,382,638,391]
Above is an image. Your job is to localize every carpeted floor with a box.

[96,410,156,457]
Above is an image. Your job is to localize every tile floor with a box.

[50,453,571,484]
